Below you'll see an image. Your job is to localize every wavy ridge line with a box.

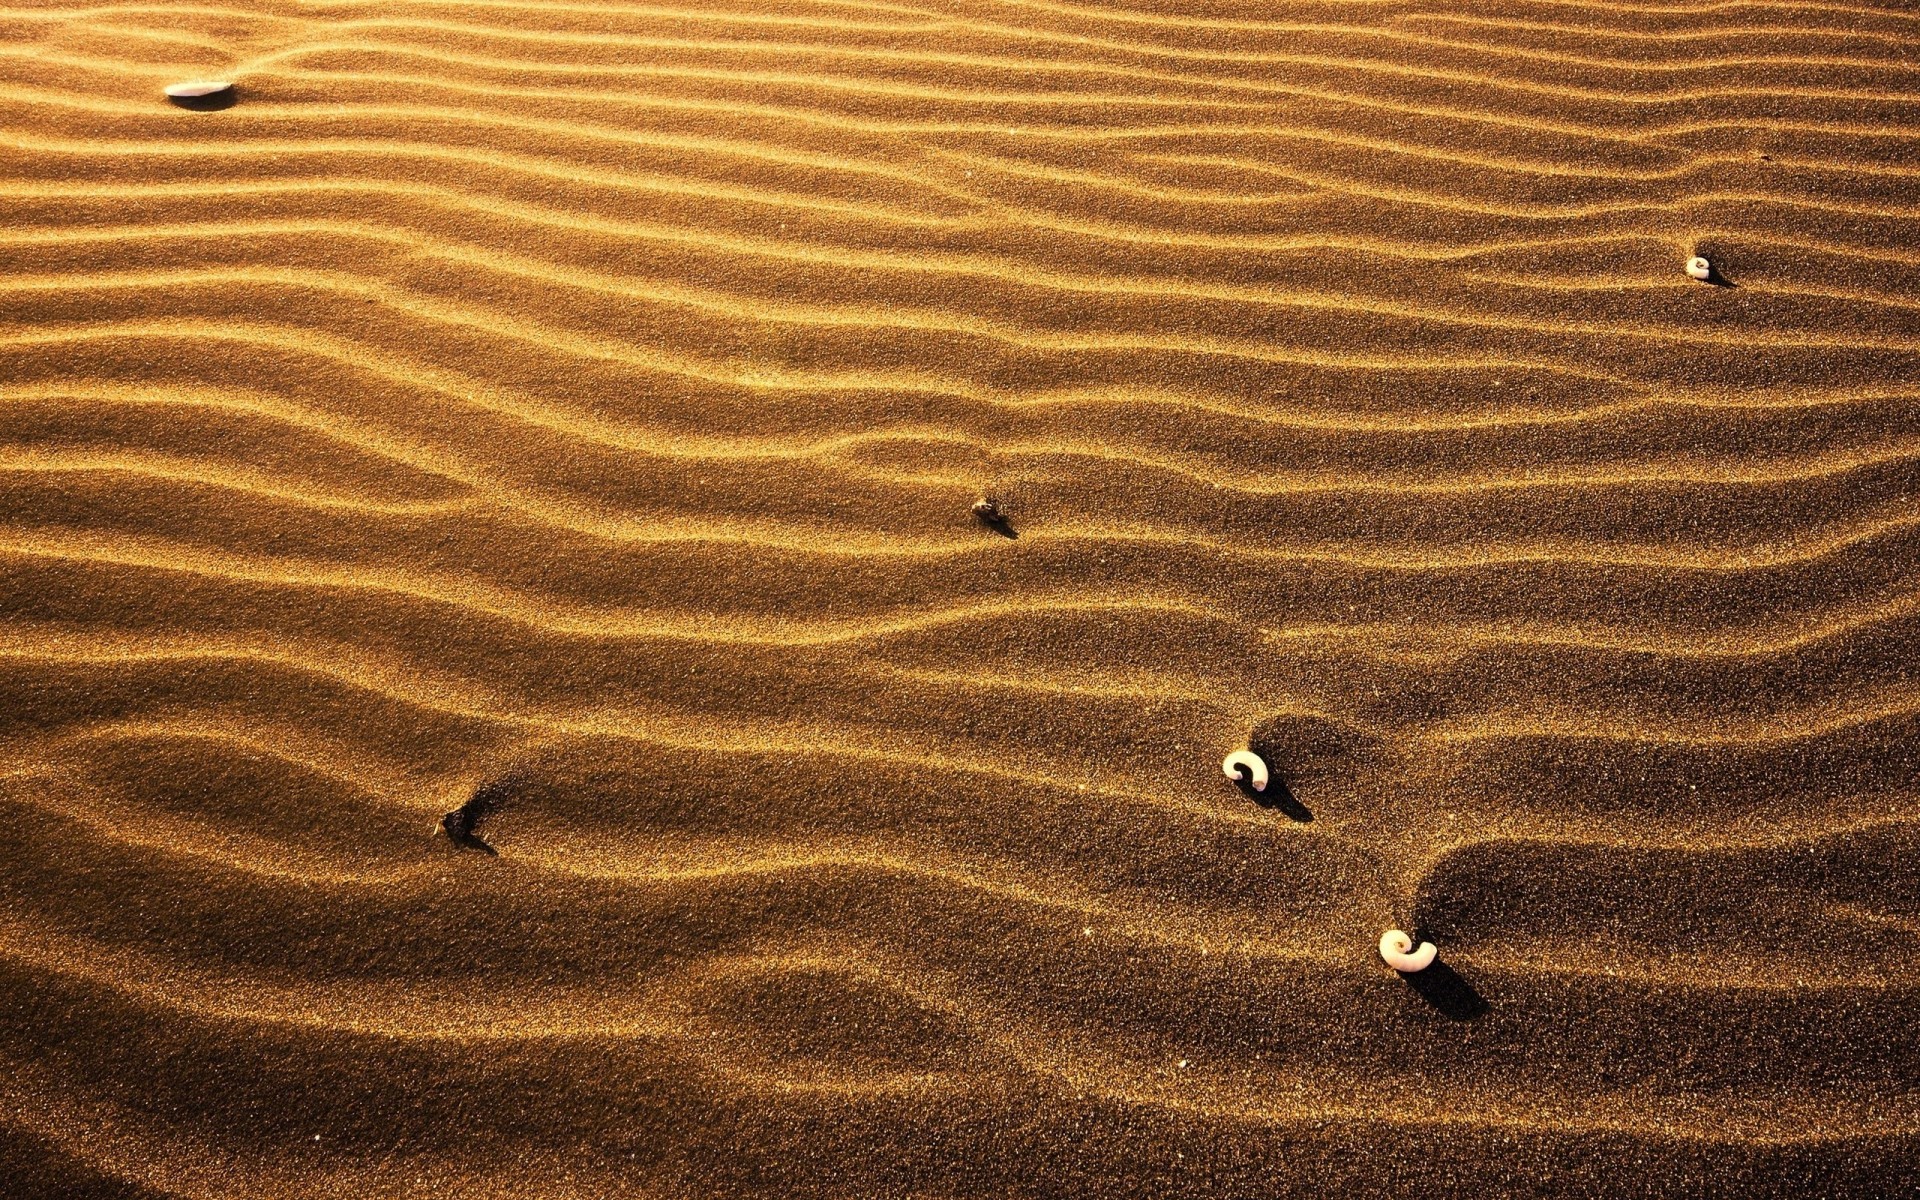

[1458,949,1906,991]
[1405,10,1920,45]
[0,316,1638,435]
[0,122,970,228]
[0,320,1036,451]
[271,6,1920,73]
[0,528,1232,644]
[3,771,1333,955]
[19,375,1920,502]
[17,181,1920,276]
[10,268,1917,399]
[9,619,1920,774]
[0,320,1797,440]
[0,918,1910,1145]
[65,0,1915,70]
[18,521,1920,670]
[12,162,1911,292]
[2,769,427,886]
[30,0,1915,43]
[21,432,1920,574]
[14,734,1915,972]
[194,24,1920,112]
[1127,147,1920,224]
[20,219,1920,371]
[946,0,1920,33]
[0,450,468,515]
[34,13,1920,122]
[31,0,1920,40]
[15,80,1920,226]
[16,70,1920,190]
[6,663,1281,831]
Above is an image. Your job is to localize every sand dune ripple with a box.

[3,0,1918,1195]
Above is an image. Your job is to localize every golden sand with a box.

[3,0,1920,1195]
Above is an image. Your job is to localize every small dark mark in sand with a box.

[972,496,1017,538]
[435,777,516,855]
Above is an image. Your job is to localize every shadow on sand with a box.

[437,777,520,855]
[1402,958,1487,1021]
[1234,775,1312,822]
[168,91,237,112]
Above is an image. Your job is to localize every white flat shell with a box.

[164,80,233,99]
[1685,256,1712,281]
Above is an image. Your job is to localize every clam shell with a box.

[164,80,234,99]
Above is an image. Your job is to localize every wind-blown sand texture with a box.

[3,0,1920,1195]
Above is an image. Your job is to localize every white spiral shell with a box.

[1221,749,1268,791]
[1378,929,1437,973]
[164,80,233,99]
[1685,256,1712,281]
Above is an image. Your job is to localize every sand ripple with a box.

[3,0,1918,1195]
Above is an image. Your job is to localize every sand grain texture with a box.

[3,0,1919,1195]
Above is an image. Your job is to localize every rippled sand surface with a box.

[4,1,1920,1195]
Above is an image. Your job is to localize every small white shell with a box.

[1221,749,1268,791]
[1379,929,1437,973]
[164,80,233,99]
[1685,256,1712,281]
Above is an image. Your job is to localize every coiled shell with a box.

[1379,929,1437,973]
[1685,256,1712,281]
[1221,749,1268,791]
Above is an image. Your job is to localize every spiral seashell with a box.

[163,80,233,99]
[1685,256,1712,281]
[1378,929,1437,973]
[1221,749,1268,791]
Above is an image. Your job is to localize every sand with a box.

[2,0,1919,1195]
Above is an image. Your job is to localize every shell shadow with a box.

[1693,255,1737,288]
[1402,957,1486,1021]
[1237,711,1393,823]
[1233,774,1311,822]
[976,513,1018,539]
[169,91,237,112]
[436,776,520,855]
